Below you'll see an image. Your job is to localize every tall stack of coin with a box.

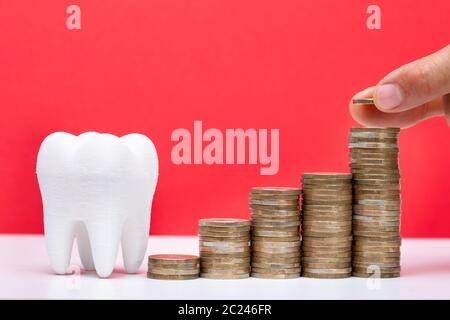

[198,218,251,279]
[301,173,353,278]
[147,254,200,280]
[249,187,301,279]
[349,127,401,278]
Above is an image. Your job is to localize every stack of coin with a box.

[349,127,401,278]
[249,187,301,279]
[301,173,353,279]
[147,254,200,280]
[198,218,251,279]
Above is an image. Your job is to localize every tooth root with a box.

[122,218,149,273]
[86,219,124,278]
[75,223,95,271]
[119,134,156,274]
[44,217,76,275]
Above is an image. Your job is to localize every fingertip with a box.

[349,87,376,125]
[373,83,405,113]
[352,87,376,100]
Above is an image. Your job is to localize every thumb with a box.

[374,44,450,113]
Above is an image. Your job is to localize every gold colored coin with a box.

[200,240,249,247]
[251,236,300,242]
[302,172,352,180]
[302,262,350,269]
[199,236,251,242]
[147,273,199,280]
[200,273,249,279]
[200,252,250,258]
[251,267,301,274]
[252,251,301,259]
[252,230,300,237]
[199,218,250,227]
[252,247,300,254]
[302,257,351,263]
[200,247,250,254]
[252,240,300,248]
[352,98,375,105]
[302,231,352,237]
[148,254,199,263]
[352,271,400,278]
[149,268,200,276]
[302,272,351,279]
[200,265,250,272]
[199,224,251,231]
[201,257,250,264]
[250,193,300,200]
[251,272,300,279]
[251,256,300,264]
[303,267,352,274]
[352,266,401,273]
[251,262,301,269]
[250,187,301,195]
[302,251,352,259]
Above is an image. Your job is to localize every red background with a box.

[0,1,449,237]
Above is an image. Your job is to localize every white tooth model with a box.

[36,132,159,278]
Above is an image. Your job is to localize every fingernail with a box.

[375,84,404,109]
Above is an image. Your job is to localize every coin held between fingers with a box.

[352,98,375,105]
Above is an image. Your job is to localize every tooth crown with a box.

[36,132,159,278]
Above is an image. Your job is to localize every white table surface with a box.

[0,235,449,300]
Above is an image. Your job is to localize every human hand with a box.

[350,45,450,128]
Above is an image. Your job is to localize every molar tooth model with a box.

[36,132,159,278]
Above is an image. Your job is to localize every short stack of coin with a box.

[249,187,301,279]
[301,173,353,279]
[147,254,200,280]
[349,127,401,278]
[198,218,251,279]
